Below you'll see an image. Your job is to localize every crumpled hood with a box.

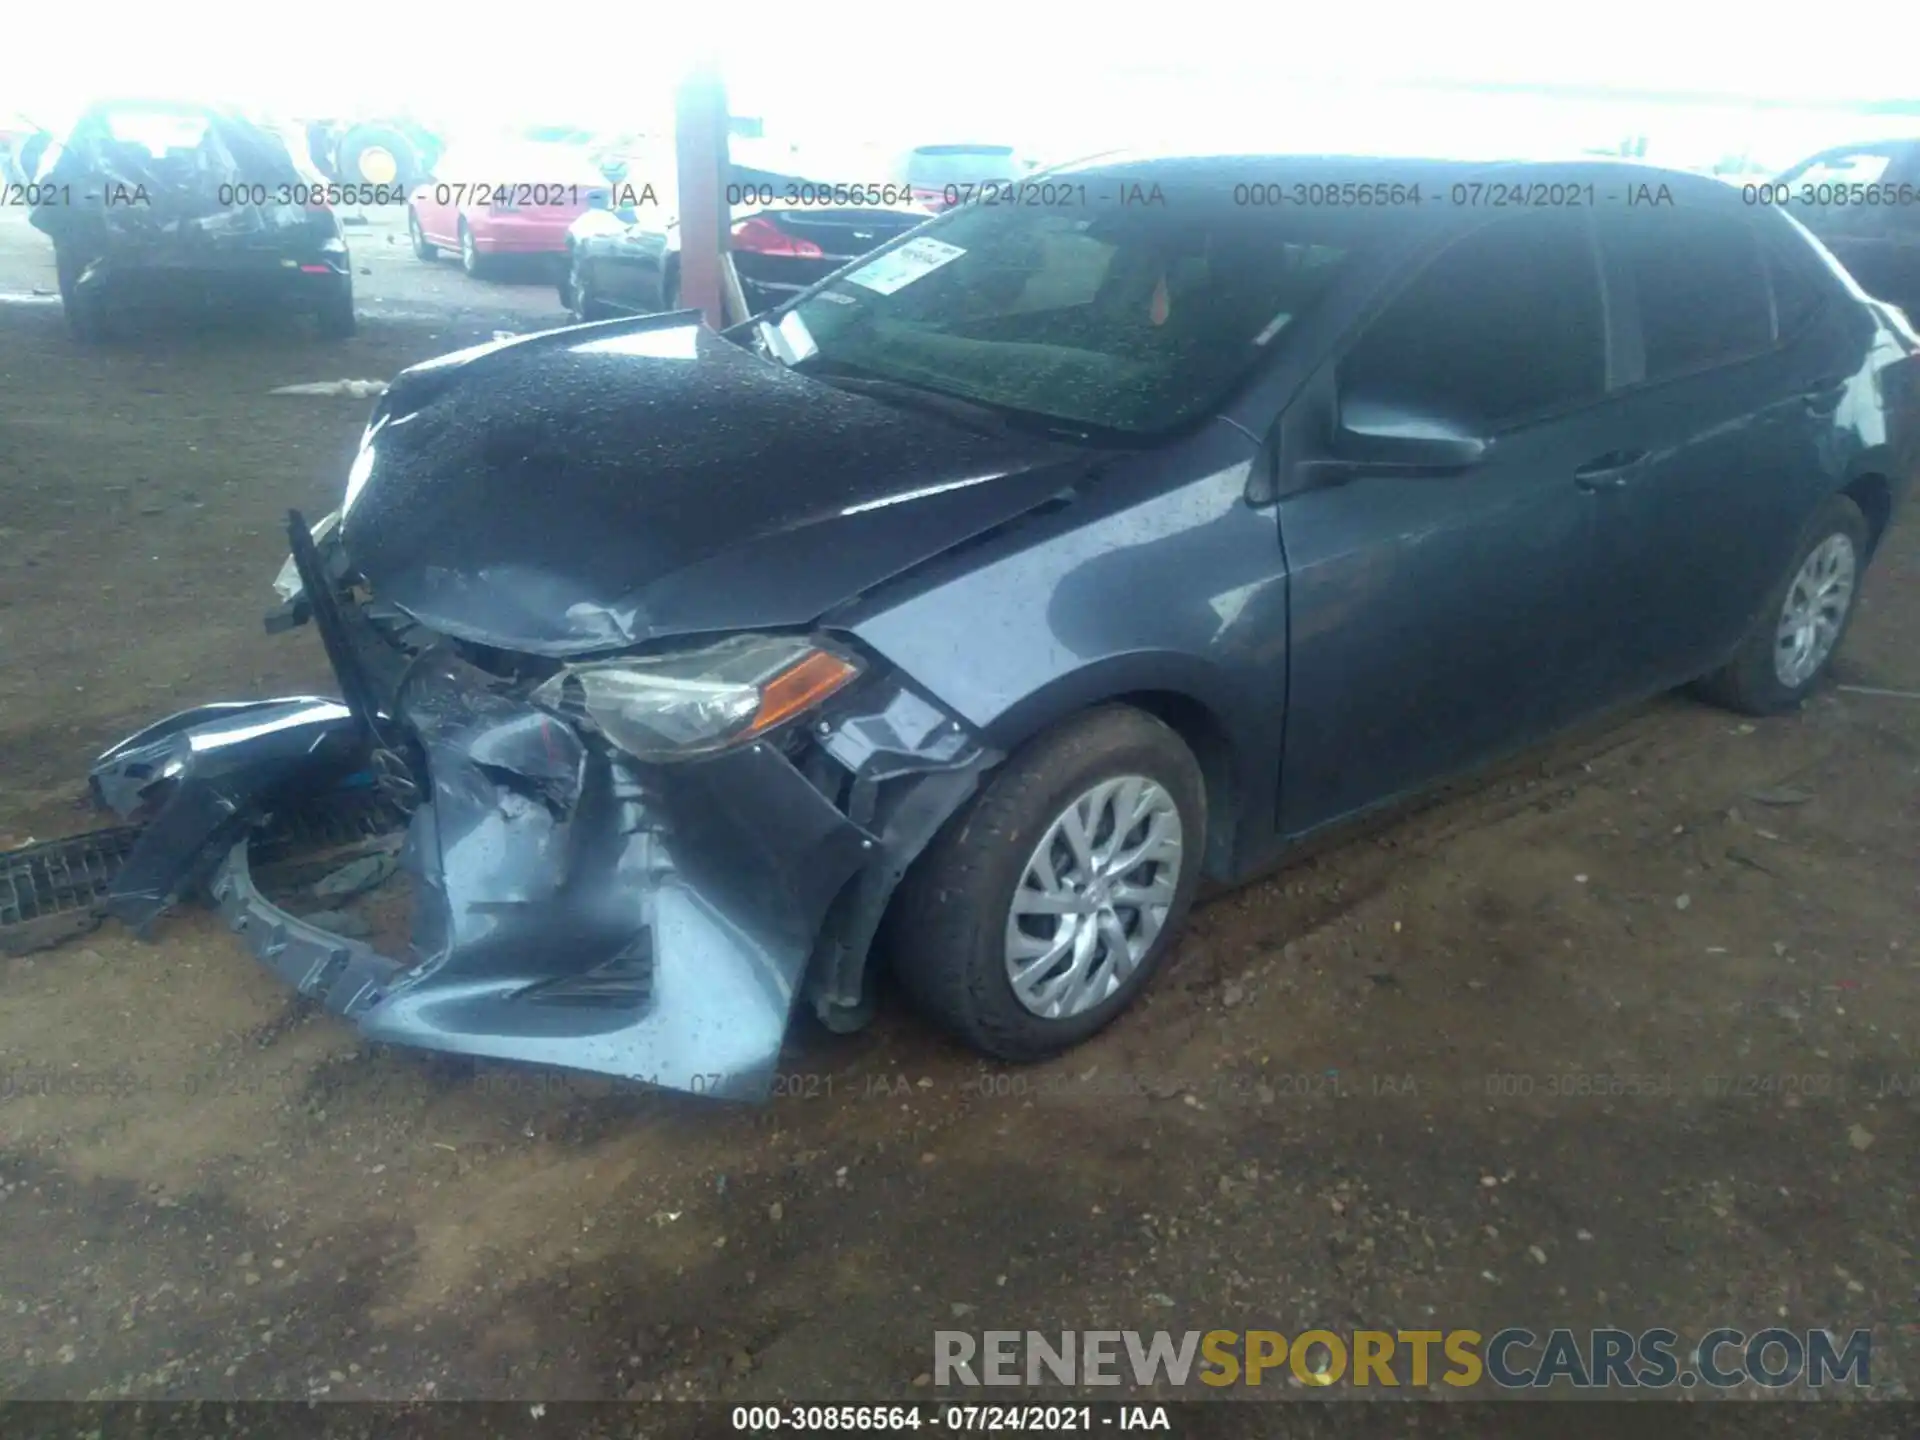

[338,316,1086,656]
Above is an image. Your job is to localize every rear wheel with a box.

[884,706,1205,1061]
[407,207,437,260]
[569,253,613,321]
[314,277,356,339]
[458,220,489,279]
[55,245,104,342]
[1696,494,1868,715]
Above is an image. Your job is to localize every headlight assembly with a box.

[531,634,862,762]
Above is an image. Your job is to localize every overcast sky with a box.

[13,0,1916,165]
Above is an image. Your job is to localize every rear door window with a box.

[1604,210,1773,381]
[1338,211,1606,431]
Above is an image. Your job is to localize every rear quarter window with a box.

[1759,221,1833,340]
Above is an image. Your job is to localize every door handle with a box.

[1573,450,1650,491]
[1801,378,1848,416]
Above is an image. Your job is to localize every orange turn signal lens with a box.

[744,649,860,739]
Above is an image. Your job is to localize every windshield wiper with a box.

[803,361,1100,444]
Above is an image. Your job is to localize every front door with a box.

[1275,209,1618,835]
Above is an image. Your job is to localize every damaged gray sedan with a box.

[85,155,1916,1100]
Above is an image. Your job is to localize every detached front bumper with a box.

[90,628,995,1101]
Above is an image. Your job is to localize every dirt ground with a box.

[0,204,1915,1407]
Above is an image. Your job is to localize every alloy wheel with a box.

[1774,533,1856,688]
[1004,775,1183,1019]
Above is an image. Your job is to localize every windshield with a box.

[784,185,1370,436]
[103,108,212,155]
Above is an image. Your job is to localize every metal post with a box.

[674,57,730,329]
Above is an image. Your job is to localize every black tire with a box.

[569,254,613,321]
[407,207,437,261]
[458,220,489,279]
[1696,494,1869,716]
[55,246,104,343]
[336,125,421,190]
[884,705,1206,1061]
[314,277,356,339]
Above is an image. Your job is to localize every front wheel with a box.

[407,207,437,260]
[1696,494,1869,715]
[884,706,1205,1061]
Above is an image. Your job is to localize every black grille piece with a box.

[251,793,409,867]
[0,827,144,956]
[0,791,409,957]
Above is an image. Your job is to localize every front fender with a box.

[842,447,1289,877]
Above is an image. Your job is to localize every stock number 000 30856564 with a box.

[732,1406,1101,1431]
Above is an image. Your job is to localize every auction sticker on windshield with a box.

[846,237,966,295]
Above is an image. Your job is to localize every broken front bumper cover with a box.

[88,652,995,1102]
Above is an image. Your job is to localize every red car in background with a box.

[406,141,604,277]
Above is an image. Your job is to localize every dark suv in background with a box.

[31,102,356,341]
[1770,139,1920,316]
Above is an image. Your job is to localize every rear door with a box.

[1585,201,1831,697]
[1275,209,1618,834]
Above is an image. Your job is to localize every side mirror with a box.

[1332,397,1488,470]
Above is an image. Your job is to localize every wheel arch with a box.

[974,654,1253,883]
[800,657,1253,1034]
[1840,468,1896,560]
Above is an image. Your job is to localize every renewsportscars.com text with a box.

[934,1327,1871,1390]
